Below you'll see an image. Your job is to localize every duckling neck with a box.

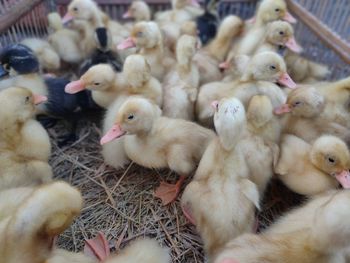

[0,120,23,149]
[176,56,192,75]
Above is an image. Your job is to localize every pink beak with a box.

[62,12,74,25]
[189,0,200,8]
[273,103,291,115]
[219,61,231,70]
[335,170,350,189]
[285,37,303,53]
[211,100,219,110]
[65,80,86,94]
[100,124,126,145]
[278,72,297,89]
[283,11,297,24]
[246,16,256,24]
[122,10,132,19]
[33,94,48,105]
[117,37,136,50]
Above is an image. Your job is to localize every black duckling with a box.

[79,27,123,75]
[196,0,220,46]
[0,44,98,146]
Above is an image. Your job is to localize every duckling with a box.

[0,44,97,145]
[65,64,126,109]
[100,97,215,205]
[123,0,151,22]
[0,181,83,263]
[47,12,84,65]
[197,51,290,126]
[181,97,260,259]
[196,0,219,45]
[254,20,302,54]
[285,50,329,83]
[21,38,61,73]
[193,15,243,85]
[273,86,350,143]
[117,21,175,81]
[163,35,199,120]
[275,134,350,195]
[68,55,162,108]
[229,0,297,57]
[0,87,52,190]
[213,190,350,263]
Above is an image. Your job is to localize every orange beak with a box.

[65,80,86,94]
[100,124,126,145]
[278,72,297,89]
[33,94,48,105]
[117,37,136,50]
[273,103,291,115]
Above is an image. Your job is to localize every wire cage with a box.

[0,0,349,262]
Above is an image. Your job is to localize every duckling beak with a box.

[285,37,303,53]
[0,65,8,78]
[62,12,74,25]
[189,0,200,8]
[211,100,219,110]
[246,16,256,24]
[33,94,48,105]
[283,11,297,24]
[335,170,350,189]
[123,10,132,19]
[100,124,126,145]
[65,80,86,94]
[117,37,136,50]
[273,103,291,115]
[219,61,231,70]
[278,72,297,89]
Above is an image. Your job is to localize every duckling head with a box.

[242,51,296,88]
[274,87,325,117]
[0,44,39,78]
[212,97,246,151]
[118,21,162,50]
[310,135,350,189]
[0,87,47,124]
[247,95,273,129]
[100,97,161,145]
[265,21,302,53]
[176,35,198,65]
[65,64,116,94]
[123,1,151,21]
[123,54,151,88]
[257,0,297,24]
[62,0,102,25]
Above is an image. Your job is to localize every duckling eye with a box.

[25,96,30,103]
[270,65,276,70]
[127,114,134,120]
[275,8,280,12]
[327,157,336,164]
[293,101,301,107]
[94,82,100,86]
[279,31,284,35]
[73,7,78,12]
[136,32,143,37]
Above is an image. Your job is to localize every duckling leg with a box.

[154,176,186,205]
[84,232,110,261]
[181,202,196,225]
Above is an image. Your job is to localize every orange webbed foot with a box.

[154,177,185,205]
[84,232,110,262]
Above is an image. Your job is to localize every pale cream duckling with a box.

[0,87,52,190]
[197,51,292,127]
[100,97,215,205]
[163,35,199,120]
[0,181,83,263]
[273,86,350,143]
[229,0,297,57]
[65,64,126,108]
[122,0,151,22]
[47,12,84,65]
[117,21,175,81]
[66,55,162,108]
[275,134,350,196]
[254,20,302,54]
[21,38,61,72]
[213,190,350,263]
[181,97,260,259]
[193,15,243,85]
